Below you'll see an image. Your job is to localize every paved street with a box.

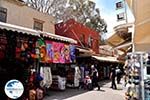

[44,80,126,100]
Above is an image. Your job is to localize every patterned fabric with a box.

[40,67,52,88]
[70,45,76,63]
[39,40,75,64]
[64,44,71,63]
[46,40,53,63]
[52,42,62,63]
[37,38,46,62]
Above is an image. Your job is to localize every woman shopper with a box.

[91,65,100,90]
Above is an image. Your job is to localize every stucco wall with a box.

[126,0,150,52]
[0,0,55,34]
[55,19,100,54]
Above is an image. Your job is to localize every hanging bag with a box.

[36,88,44,100]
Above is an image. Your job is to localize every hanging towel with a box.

[40,67,52,88]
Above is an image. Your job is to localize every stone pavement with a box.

[44,80,126,100]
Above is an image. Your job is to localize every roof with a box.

[0,21,39,36]
[0,22,77,44]
[107,23,133,52]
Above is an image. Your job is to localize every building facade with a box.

[55,19,100,54]
[126,0,150,52]
[0,0,55,34]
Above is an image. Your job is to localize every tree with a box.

[26,0,107,39]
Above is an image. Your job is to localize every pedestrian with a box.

[79,64,85,89]
[110,67,117,89]
[116,67,122,84]
[91,65,100,90]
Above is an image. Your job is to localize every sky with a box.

[94,0,135,39]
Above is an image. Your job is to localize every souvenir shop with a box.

[76,55,123,82]
[0,23,77,99]
[0,28,40,99]
[91,57,124,80]
[38,37,77,90]
[125,52,150,100]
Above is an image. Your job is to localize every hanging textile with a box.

[46,41,66,63]
[64,44,71,63]
[52,42,61,63]
[74,66,81,87]
[45,40,53,63]
[59,43,65,63]
[40,67,52,88]
[37,38,47,62]
[37,37,45,47]
[69,45,76,63]
[0,33,7,60]
[37,39,72,64]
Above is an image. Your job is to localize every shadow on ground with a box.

[44,80,111,100]
[44,88,89,100]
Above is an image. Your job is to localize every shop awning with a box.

[0,21,40,36]
[115,42,132,49]
[107,33,125,47]
[92,56,119,62]
[42,32,77,44]
[0,22,77,44]
[107,23,133,53]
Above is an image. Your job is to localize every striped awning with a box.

[0,22,77,44]
[0,21,40,36]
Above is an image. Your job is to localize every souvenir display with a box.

[0,28,76,99]
[36,88,44,100]
[125,53,150,100]
[40,67,52,88]
[51,75,66,90]
[125,54,141,100]
[46,40,53,63]
[70,45,76,63]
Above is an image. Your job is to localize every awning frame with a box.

[92,56,119,62]
[0,22,77,44]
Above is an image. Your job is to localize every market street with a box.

[44,80,126,100]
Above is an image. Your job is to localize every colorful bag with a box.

[29,89,36,100]
[36,88,44,100]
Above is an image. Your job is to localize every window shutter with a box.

[117,12,125,21]
[116,1,124,9]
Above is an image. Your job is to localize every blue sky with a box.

[94,0,135,38]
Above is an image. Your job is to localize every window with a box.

[33,19,44,31]
[117,12,125,21]
[116,1,123,9]
[0,7,7,22]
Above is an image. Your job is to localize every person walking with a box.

[110,67,117,89]
[91,65,100,90]
[116,67,122,84]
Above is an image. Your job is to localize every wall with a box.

[0,0,55,34]
[126,0,150,52]
[55,19,100,54]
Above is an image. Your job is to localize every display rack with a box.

[125,52,145,100]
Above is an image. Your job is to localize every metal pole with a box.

[140,53,145,100]
[124,0,128,23]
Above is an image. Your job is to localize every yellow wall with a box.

[126,0,150,52]
[0,0,55,34]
